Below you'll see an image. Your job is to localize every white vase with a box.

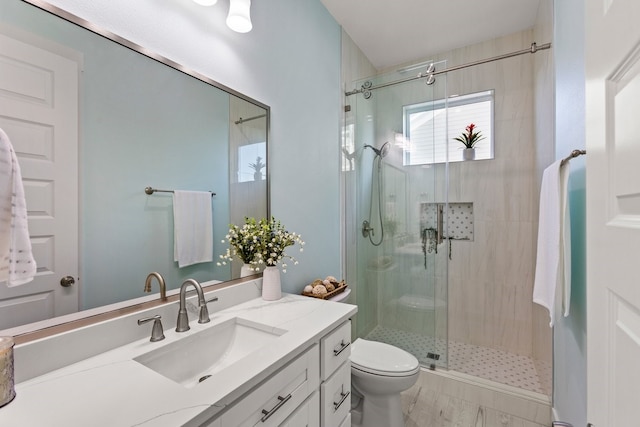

[261,266,281,301]
[463,148,476,161]
[240,263,254,278]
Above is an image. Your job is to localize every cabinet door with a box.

[279,391,319,427]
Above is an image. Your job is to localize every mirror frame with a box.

[6,0,270,343]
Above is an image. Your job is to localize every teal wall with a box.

[553,0,587,423]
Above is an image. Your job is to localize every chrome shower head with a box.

[365,142,390,158]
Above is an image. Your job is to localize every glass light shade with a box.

[192,0,218,5]
[226,0,252,33]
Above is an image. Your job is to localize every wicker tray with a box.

[302,284,347,300]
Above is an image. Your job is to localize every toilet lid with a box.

[350,338,419,377]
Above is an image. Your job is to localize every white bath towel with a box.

[173,190,213,268]
[533,159,571,326]
[0,128,37,286]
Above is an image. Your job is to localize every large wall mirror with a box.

[0,0,269,333]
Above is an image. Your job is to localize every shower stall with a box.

[342,43,552,397]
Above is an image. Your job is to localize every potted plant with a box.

[217,217,262,277]
[249,156,265,181]
[218,216,305,300]
[454,123,485,160]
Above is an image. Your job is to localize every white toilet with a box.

[349,338,420,427]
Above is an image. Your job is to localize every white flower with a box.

[217,217,304,273]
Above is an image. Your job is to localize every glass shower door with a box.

[344,61,449,369]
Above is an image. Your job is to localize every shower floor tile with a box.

[365,326,551,396]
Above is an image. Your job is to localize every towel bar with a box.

[144,186,215,196]
[560,149,586,166]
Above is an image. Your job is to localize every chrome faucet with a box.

[175,279,217,332]
[144,272,167,301]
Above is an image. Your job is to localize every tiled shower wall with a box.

[439,31,552,360]
[380,29,553,362]
[341,22,553,365]
[532,0,555,368]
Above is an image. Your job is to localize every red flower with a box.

[454,123,485,148]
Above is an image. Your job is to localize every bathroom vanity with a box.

[0,279,356,426]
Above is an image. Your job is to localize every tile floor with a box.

[366,325,552,396]
[401,384,550,427]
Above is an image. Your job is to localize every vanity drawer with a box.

[320,361,351,427]
[279,391,319,427]
[220,344,320,427]
[320,320,351,380]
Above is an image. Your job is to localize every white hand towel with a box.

[533,159,571,326]
[0,128,37,286]
[173,190,213,268]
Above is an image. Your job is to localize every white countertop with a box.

[0,289,357,426]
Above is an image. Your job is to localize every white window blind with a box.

[403,90,494,165]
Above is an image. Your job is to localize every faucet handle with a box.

[138,315,165,342]
[198,295,218,324]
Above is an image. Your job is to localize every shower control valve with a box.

[362,220,374,238]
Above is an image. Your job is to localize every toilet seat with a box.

[350,338,419,377]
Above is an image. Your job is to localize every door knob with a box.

[60,276,75,287]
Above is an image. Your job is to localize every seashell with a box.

[311,279,323,287]
[325,283,335,292]
[325,275,338,283]
[303,285,313,293]
[312,284,327,295]
[322,279,331,286]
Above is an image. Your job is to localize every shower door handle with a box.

[436,204,444,245]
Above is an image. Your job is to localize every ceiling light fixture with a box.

[226,0,252,33]
[192,0,218,6]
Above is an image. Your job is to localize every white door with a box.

[585,0,640,426]
[0,31,79,330]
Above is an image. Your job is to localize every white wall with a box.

[553,0,587,424]
[40,0,343,292]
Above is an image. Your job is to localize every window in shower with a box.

[402,90,494,165]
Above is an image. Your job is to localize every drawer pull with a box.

[333,390,350,411]
[260,394,292,422]
[333,340,350,356]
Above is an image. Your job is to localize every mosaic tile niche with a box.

[419,202,474,241]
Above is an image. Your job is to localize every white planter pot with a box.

[261,266,282,301]
[240,263,253,278]
[463,148,476,161]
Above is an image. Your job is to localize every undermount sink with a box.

[134,317,286,388]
